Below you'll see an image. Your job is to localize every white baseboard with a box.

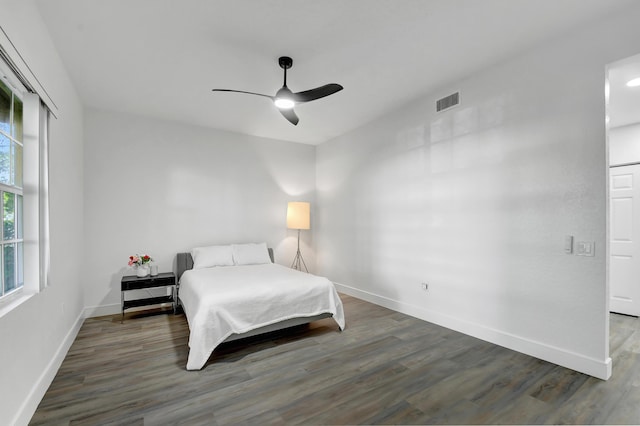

[12,310,85,426]
[83,302,120,318]
[334,282,612,380]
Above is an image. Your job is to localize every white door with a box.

[610,164,640,316]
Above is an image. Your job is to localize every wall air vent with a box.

[436,92,459,112]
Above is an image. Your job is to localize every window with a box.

[0,41,51,313]
[0,77,23,298]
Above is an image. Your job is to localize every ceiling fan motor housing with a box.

[279,56,293,70]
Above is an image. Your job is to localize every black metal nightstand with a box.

[120,272,176,322]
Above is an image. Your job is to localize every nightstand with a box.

[120,272,176,322]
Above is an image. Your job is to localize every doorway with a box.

[607,53,640,317]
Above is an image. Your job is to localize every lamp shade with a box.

[287,202,310,230]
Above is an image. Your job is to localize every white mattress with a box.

[179,263,345,370]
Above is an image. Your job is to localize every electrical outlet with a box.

[421,282,429,291]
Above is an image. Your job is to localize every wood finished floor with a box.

[31,295,640,425]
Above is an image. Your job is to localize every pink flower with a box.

[127,254,152,268]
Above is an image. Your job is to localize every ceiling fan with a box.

[212,56,343,126]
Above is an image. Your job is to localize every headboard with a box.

[177,248,274,281]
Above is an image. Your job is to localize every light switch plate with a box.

[576,241,595,257]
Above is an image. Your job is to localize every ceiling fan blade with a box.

[212,89,274,100]
[292,83,343,103]
[279,108,299,125]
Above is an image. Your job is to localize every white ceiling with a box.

[35,0,637,144]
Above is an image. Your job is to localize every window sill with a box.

[0,289,36,319]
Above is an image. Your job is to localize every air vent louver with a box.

[436,92,459,112]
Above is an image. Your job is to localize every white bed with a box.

[177,246,345,370]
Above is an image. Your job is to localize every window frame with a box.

[0,63,26,301]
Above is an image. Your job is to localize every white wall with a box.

[83,108,316,315]
[610,123,640,166]
[316,4,640,380]
[2,4,638,424]
[0,0,85,424]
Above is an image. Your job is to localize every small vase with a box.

[136,265,150,277]
[150,264,159,276]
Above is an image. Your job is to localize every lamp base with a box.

[291,229,309,273]
[291,248,308,273]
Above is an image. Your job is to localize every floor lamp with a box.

[287,201,310,272]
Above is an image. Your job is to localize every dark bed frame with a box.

[176,248,332,343]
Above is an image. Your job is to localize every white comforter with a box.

[179,263,345,370]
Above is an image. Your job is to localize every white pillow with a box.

[191,245,234,269]
[232,243,271,265]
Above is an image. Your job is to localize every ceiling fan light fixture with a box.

[274,98,295,109]
[626,77,640,87]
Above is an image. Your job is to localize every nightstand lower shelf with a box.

[121,272,176,322]
[122,295,174,311]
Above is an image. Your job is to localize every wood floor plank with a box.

[30,296,640,425]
